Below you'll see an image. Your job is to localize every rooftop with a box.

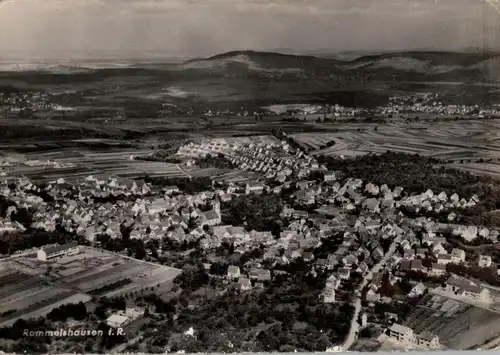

[42,241,78,255]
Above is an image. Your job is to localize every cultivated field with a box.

[308,120,500,160]
[288,133,337,151]
[286,120,500,177]
[0,247,181,327]
[0,143,217,183]
[403,293,500,350]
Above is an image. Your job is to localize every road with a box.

[341,234,403,351]
[176,164,192,178]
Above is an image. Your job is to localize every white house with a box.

[106,314,128,328]
[388,324,414,345]
[479,255,492,268]
[245,182,264,195]
[227,265,241,279]
[450,248,466,263]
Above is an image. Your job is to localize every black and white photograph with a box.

[0,0,500,353]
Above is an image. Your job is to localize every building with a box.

[388,323,414,345]
[322,283,336,303]
[445,275,490,301]
[245,182,264,195]
[450,248,466,263]
[324,171,337,182]
[479,255,493,268]
[237,277,252,291]
[436,254,452,265]
[37,241,79,261]
[227,265,241,279]
[416,331,440,349]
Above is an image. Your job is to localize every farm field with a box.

[290,120,500,176]
[288,133,337,151]
[403,293,500,350]
[308,120,500,160]
[0,247,181,327]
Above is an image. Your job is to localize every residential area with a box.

[1,134,500,353]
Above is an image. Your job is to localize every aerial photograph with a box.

[1,0,500,353]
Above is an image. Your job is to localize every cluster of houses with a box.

[382,93,495,117]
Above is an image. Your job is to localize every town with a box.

[2,132,500,353]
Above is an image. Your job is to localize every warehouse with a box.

[37,242,80,261]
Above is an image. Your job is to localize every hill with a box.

[183,50,341,74]
[182,50,500,82]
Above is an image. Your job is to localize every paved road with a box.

[342,234,403,351]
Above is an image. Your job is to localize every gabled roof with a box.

[42,241,78,255]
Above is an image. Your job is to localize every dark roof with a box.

[203,210,219,220]
[43,241,78,255]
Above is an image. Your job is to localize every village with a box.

[2,134,500,352]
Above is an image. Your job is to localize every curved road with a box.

[342,234,403,351]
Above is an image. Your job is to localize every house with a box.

[409,282,426,297]
[362,198,380,213]
[338,268,350,280]
[388,323,414,345]
[322,283,336,303]
[429,263,447,277]
[227,265,241,279]
[37,241,79,261]
[445,275,490,300]
[416,332,440,349]
[436,254,452,265]
[323,171,338,182]
[479,255,492,268]
[365,287,380,302]
[237,277,252,291]
[450,248,466,263]
[201,202,221,226]
[106,314,128,328]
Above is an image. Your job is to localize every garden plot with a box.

[0,286,51,310]
[59,260,127,284]
[102,266,182,298]
[77,264,149,292]
[0,287,70,315]
[0,276,44,299]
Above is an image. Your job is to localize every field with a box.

[402,292,500,350]
[287,120,500,177]
[288,133,337,151]
[0,247,181,327]
[313,120,500,159]
[0,142,219,183]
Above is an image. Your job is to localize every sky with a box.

[0,0,499,60]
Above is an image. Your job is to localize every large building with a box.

[37,241,80,261]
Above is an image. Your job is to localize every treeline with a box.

[221,194,283,232]
[0,227,87,256]
[142,176,213,194]
[195,153,237,169]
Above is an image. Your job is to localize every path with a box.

[176,164,192,178]
[341,234,403,351]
